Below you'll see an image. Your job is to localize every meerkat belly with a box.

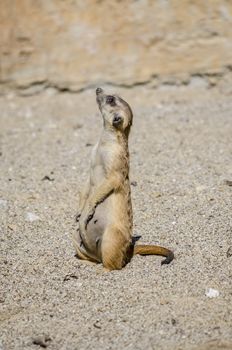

[85,189,132,259]
[85,195,113,258]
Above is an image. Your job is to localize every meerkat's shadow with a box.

[132,235,141,244]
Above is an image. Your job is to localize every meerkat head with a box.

[96,87,133,133]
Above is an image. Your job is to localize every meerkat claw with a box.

[75,213,81,222]
[85,210,95,229]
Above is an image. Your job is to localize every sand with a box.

[0,83,232,350]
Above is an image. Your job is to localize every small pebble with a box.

[0,199,7,208]
[32,336,51,348]
[205,288,219,298]
[25,212,40,222]
[226,247,232,258]
[41,175,54,181]
[224,179,232,186]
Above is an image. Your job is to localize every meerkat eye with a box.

[106,95,116,106]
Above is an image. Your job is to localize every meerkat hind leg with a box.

[72,231,99,264]
[101,226,130,271]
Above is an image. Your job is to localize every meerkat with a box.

[72,87,174,270]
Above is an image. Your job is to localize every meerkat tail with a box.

[133,245,174,265]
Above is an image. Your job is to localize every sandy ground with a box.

[0,83,232,350]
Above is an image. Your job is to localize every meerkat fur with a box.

[72,87,174,271]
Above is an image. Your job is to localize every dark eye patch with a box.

[106,95,116,106]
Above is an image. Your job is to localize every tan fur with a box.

[72,88,174,270]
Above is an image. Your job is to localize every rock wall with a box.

[1,0,232,93]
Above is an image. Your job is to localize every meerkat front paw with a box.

[84,208,95,229]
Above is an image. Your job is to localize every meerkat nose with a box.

[96,87,103,95]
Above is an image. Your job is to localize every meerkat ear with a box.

[112,114,123,127]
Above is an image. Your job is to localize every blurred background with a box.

[1,0,232,94]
